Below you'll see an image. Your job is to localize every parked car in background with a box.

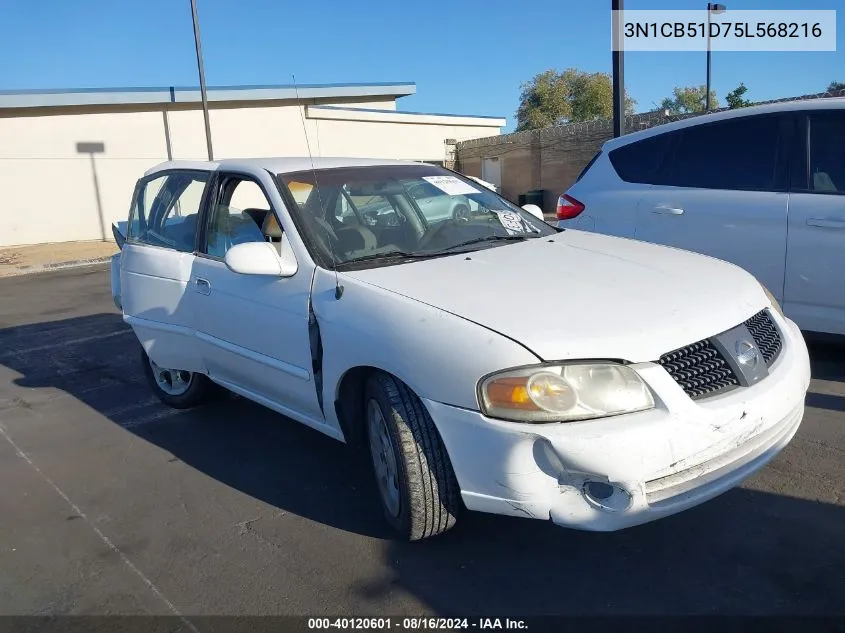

[111,157,809,541]
[555,98,845,337]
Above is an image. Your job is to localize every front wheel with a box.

[141,346,219,409]
[365,372,461,541]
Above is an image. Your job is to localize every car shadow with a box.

[1,313,845,616]
[367,486,845,616]
[0,312,389,540]
[805,333,845,412]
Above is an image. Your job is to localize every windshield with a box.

[276,164,557,269]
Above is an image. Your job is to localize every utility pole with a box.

[706,3,727,113]
[190,0,214,160]
[612,0,625,137]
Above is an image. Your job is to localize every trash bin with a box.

[517,194,527,206]
[525,189,545,209]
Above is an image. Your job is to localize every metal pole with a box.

[190,0,214,161]
[705,2,712,113]
[612,0,624,137]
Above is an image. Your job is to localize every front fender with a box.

[311,267,541,437]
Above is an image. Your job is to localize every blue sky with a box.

[0,0,842,131]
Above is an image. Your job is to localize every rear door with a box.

[783,109,845,334]
[120,170,211,372]
[634,114,791,299]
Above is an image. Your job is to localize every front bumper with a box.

[424,313,811,531]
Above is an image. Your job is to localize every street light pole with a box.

[612,0,624,137]
[190,0,214,161]
[705,3,726,113]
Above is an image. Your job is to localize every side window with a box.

[203,176,276,258]
[127,171,209,252]
[609,135,671,185]
[661,115,783,191]
[807,113,845,193]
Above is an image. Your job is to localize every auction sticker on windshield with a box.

[422,175,480,196]
[492,210,528,235]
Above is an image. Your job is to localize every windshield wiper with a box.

[336,250,442,268]
[425,233,539,254]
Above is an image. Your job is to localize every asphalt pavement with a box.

[0,264,843,620]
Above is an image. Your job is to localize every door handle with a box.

[806,217,845,229]
[194,277,211,295]
[652,205,685,215]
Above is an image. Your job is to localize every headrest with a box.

[262,212,283,238]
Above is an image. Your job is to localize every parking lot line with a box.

[0,422,200,632]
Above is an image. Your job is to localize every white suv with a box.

[556,98,845,337]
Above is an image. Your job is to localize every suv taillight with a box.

[556,194,585,220]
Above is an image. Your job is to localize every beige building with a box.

[0,82,505,247]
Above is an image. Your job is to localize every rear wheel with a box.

[141,346,219,409]
[365,372,461,541]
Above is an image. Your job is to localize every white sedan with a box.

[110,157,811,541]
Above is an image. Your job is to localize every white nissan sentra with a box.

[110,157,811,541]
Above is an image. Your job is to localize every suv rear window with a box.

[608,134,671,185]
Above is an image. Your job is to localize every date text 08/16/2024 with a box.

[307,618,528,630]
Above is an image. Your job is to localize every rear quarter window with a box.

[608,134,671,185]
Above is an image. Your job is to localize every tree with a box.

[725,82,751,109]
[660,85,718,114]
[515,68,636,131]
[826,81,845,94]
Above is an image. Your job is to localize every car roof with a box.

[143,156,431,177]
[602,97,845,152]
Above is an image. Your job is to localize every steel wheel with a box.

[148,358,193,396]
[367,398,401,518]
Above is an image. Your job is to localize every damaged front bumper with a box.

[423,315,811,531]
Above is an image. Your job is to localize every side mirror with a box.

[224,238,298,277]
[521,204,544,221]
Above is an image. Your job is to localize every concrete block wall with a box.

[455,110,687,212]
[457,90,841,213]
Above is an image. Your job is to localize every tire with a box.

[365,372,461,541]
[140,345,219,409]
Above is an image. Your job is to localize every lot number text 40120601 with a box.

[307,618,529,630]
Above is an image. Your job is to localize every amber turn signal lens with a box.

[484,377,538,410]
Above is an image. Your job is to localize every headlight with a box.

[760,284,784,317]
[479,363,655,423]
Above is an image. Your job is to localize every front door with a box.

[784,110,845,335]
[120,170,211,372]
[635,113,791,299]
[189,172,324,425]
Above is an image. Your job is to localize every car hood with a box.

[341,230,769,363]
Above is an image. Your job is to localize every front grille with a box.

[744,310,782,366]
[658,309,783,400]
[658,340,740,399]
